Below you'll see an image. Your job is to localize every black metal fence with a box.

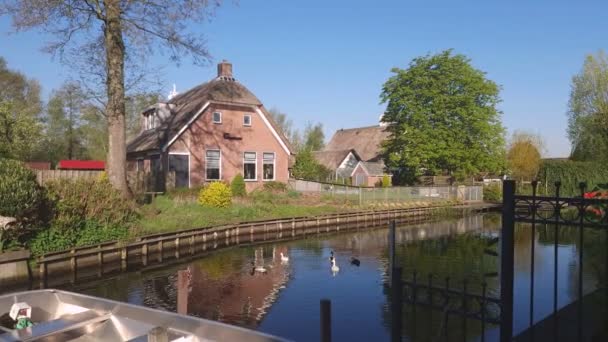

[322,179,606,342]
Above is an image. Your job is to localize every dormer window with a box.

[144,112,158,130]
[243,114,252,126]
[213,112,222,124]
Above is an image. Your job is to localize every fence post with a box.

[320,299,331,342]
[500,180,515,342]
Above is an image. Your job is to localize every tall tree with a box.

[268,107,293,140]
[79,105,109,161]
[0,57,43,160]
[302,122,325,151]
[567,50,608,162]
[506,131,543,182]
[381,50,505,183]
[45,82,87,164]
[2,1,220,195]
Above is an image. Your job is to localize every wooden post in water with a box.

[177,270,189,315]
[175,237,180,259]
[70,250,77,284]
[391,267,403,342]
[142,243,148,266]
[39,262,47,288]
[320,299,331,342]
[388,220,396,277]
[97,246,104,277]
[121,247,127,271]
[158,240,163,262]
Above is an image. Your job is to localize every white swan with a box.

[331,258,340,274]
[255,265,267,273]
[280,252,289,263]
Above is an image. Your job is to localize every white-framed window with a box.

[145,113,158,130]
[263,152,275,180]
[205,150,221,180]
[212,112,222,124]
[243,152,257,181]
[136,159,144,172]
[243,114,252,126]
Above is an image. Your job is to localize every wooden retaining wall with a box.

[37,205,493,288]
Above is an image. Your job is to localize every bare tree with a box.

[1,0,221,195]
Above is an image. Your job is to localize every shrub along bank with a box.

[1,160,457,256]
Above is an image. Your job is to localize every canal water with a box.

[61,213,604,341]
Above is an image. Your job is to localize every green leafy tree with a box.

[230,174,247,197]
[2,0,220,196]
[506,131,543,182]
[44,82,87,164]
[381,50,505,184]
[292,149,331,181]
[0,57,43,160]
[302,122,325,151]
[567,50,608,162]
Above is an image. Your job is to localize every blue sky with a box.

[1,0,607,157]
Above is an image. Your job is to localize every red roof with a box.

[58,160,105,170]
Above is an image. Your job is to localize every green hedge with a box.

[539,160,608,196]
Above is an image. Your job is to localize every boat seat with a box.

[0,309,109,342]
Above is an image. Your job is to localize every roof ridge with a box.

[336,125,383,132]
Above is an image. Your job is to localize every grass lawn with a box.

[136,190,346,235]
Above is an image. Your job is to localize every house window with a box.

[136,159,144,172]
[206,150,221,180]
[212,112,222,124]
[263,152,275,180]
[243,114,252,126]
[243,152,257,181]
[145,113,158,130]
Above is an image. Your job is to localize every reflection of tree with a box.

[380,214,501,341]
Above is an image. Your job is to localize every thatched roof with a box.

[312,149,360,170]
[359,161,388,176]
[324,125,390,162]
[127,75,292,154]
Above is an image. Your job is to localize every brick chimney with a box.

[217,60,233,78]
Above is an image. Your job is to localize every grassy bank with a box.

[136,192,342,235]
[135,189,456,236]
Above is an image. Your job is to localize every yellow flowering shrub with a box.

[198,182,232,208]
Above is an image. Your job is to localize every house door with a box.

[169,154,189,188]
[355,174,366,186]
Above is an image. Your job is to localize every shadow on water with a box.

[46,213,606,342]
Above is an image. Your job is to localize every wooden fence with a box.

[37,206,472,288]
[35,170,103,185]
[35,170,175,193]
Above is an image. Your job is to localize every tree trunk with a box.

[104,0,130,196]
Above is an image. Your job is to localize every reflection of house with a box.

[126,61,295,191]
[314,125,392,186]
[176,247,290,328]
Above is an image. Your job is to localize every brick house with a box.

[127,61,295,191]
[315,125,392,186]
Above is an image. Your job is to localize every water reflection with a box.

[64,214,606,341]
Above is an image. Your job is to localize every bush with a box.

[382,175,391,188]
[263,181,288,193]
[28,177,137,255]
[30,220,129,255]
[231,174,247,197]
[483,183,502,202]
[198,182,232,208]
[539,160,608,196]
[0,158,46,223]
[0,159,47,251]
[45,178,137,231]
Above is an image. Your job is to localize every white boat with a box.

[0,289,289,341]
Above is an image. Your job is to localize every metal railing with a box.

[289,179,483,205]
